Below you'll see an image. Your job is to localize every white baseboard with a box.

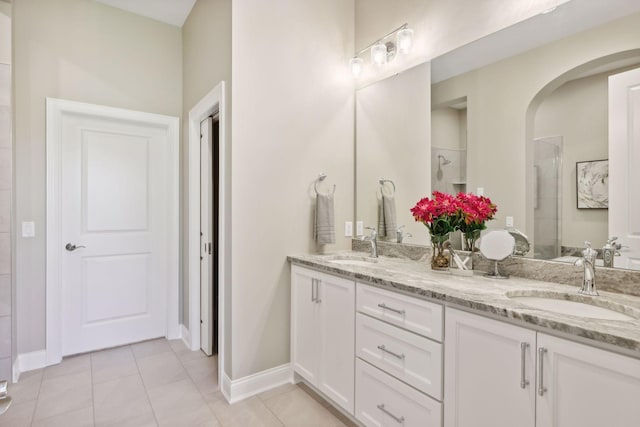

[224,364,293,404]
[14,350,48,381]
[180,324,192,350]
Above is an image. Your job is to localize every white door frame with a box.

[188,82,227,379]
[45,98,180,366]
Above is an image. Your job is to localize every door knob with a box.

[65,243,86,251]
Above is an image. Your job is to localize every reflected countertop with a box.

[288,252,640,358]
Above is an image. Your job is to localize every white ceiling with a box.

[94,0,196,27]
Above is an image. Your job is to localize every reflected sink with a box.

[327,255,378,267]
[507,291,636,321]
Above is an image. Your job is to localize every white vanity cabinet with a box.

[536,333,640,427]
[290,266,355,414]
[444,308,536,427]
[355,283,443,427]
[445,308,640,427]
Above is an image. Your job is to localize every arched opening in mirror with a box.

[525,49,640,264]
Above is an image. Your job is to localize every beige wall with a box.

[0,0,11,382]
[13,0,182,353]
[432,107,465,151]
[231,0,354,379]
[432,13,640,244]
[181,0,232,368]
[0,2,9,64]
[356,63,431,246]
[354,0,568,86]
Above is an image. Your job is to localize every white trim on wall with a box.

[13,350,47,382]
[222,364,293,404]
[45,98,180,366]
[187,82,228,389]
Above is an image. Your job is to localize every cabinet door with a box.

[536,333,640,427]
[291,266,319,383]
[317,271,355,414]
[444,308,536,427]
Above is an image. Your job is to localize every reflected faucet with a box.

[574,241,598,296]
[362,226,379,258]
[396,225,412,243]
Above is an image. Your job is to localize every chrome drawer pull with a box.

[377,303,405,315]
[538,347,547,396]
[377,345,405,360]
[377,403,405,423]
[520,342,530,389]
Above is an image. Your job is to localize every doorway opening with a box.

[200,114,220,356]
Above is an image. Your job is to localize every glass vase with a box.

[463,229,481,252]
[431,233,450,271]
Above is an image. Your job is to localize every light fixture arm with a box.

[354,23,409,57]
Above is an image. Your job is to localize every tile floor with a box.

[1,338,356,427]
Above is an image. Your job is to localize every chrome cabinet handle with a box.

[377,344,405,360]
[65,243,86,251]
[520,342,530,389]
[315,279,321,304]
[311,279,317,302]
[538,347,547,396]
[377,403,404,424]
[377,303,405,315]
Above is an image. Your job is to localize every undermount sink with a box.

[327,255,378,267]
[507,291,637,321]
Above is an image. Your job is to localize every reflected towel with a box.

[378,193,397,240]
[314,193,335,245]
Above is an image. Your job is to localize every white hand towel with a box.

[314,193,335,245]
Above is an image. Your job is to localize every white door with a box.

[291,266,319,384]
[444,308,536,427]
[609,67,640,270]
[200,117,214,355]
[60,109,174,356]
[536,333,640,427]
[317,272,355,413]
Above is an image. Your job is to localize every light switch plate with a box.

[356,221,364,237]
[22,221,35,238]
[506,216,514,227]
[344,221,353,237]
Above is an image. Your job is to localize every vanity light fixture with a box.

[349,23,413,77]
[349,57,364,77]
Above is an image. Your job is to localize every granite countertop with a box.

[288,252,640,358]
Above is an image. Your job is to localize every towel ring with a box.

[315,173,336,196]
[379,178,396,194]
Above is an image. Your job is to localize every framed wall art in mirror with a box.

[576,159,608,209]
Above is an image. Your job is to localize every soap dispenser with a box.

[602,236,617,268]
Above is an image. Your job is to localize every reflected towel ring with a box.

[315,173,336,196]
[379,178,396,194]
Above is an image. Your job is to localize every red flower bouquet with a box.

[410,191,497,269]
[456,193,498,251]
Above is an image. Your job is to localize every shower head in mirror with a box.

[438,155,452,166]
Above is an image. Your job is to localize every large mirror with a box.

[355,1,640,269]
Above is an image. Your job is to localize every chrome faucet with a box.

[574,241,598,296]
[396,225,412,244]
[362,226,379,258]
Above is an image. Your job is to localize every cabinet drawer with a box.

[356,283,443,341]
[356,359,442,427]
[356,313,442,400]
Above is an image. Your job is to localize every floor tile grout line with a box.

[90,353,96,427]
[131,345,161,426]
[29,368,45,426]
[169,339,223,426]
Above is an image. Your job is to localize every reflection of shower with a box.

[438,155,452,166]
[437,155,451,180]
